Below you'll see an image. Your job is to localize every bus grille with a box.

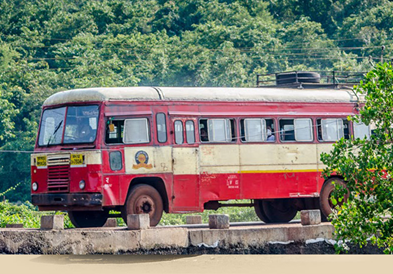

[47,154,70,192]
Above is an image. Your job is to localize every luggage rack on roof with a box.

[257,71,366,89]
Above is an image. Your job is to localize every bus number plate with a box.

[36,156,47,167]
[71,154,84,165]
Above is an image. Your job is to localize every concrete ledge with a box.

[0,222,343,254]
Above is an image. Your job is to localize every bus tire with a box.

[319,177,348,220]
[122,184,163,227]
[261,199,297,223]
[68,210,109,228]
[254,200,271,223]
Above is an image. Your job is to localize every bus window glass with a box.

[208,119,231,142]
[174,120,183,144]
[199,119,209,142]
[294,119,313,141]
[123,118,149,144]
[343,119,350,139]
[109,151,122,171]
[63,105,99,144]
[354,122,370,139]
[244,119,266,142]
[38,107,66,146]
[106,120,124,144]
[279,120,295,141]
[186,120,195,144]
[156,113,167,143]
[321,119,344,141]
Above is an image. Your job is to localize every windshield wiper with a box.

[46,120,63,146]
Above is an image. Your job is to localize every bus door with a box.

[170,117,200,211]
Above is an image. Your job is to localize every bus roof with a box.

[43,86,363,106]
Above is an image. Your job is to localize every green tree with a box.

[321,63,393,253]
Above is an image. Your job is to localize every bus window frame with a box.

[198,117,236,144]
[123,117,151,145]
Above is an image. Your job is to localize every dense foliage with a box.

[0,0,392,201]
[321,63,393,253]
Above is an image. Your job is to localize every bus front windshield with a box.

[38,105,99,146]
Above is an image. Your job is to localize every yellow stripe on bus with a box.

[240,169,319,174]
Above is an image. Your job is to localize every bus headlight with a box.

[79,180,86,190]
[32,182,38,191]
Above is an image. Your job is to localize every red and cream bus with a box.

[30,73,369,227]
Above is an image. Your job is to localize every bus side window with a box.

[199,119,209,142]
[174,120,183,145]
[320,118,344,141]
[186,120,195,144]
[156,113,167,143]
[354,121,370,140]
[294,118,313,142]
[242,118,266,142]
[279,119,295,141]
[123,118,150,144]
[208,119,232,142]
[343,119,350,139]
[106,119,124,144]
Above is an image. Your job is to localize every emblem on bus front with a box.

[132,151,153,169]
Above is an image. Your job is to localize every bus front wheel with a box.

[122,184,163,227]
[68,210,109,228]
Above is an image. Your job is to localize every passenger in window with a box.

[200,128,208,142]
[266,126,275,142]
[317,125,323,141]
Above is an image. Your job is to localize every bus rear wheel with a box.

[260,199,297,223]
[68,210,109,228]
[320,177,348,220]
[254,200,271,223]
[122,184,163,227]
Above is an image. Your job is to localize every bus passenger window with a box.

[123,118,150,144]
[279,119,312,142]
[199,119,209,142]
[174,120,183,144]
[156,113,167,143]
[279,120,295,141]
[208,119,231,142]
[354,121,370,140]
[186,120,195,144]
[243,118,266,142]
[294,119,313,141]
[343,119,350,139]
[106,120,124,144]
[265,119,275,142]
[320,118,344,141]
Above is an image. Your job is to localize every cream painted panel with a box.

[240,164,318,172]
[240,144,317,164]
[316,143,334,171]
[124,146,172,174]
[173,147,199,175]
[81,150,102,165]
[199,145,239,167]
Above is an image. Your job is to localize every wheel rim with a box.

[135,195,155,216]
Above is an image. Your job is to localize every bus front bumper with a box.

[32,193,103,211]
